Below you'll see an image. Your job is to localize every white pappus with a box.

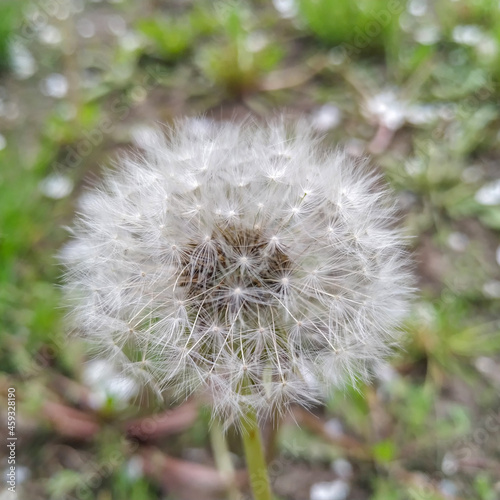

[61,118,413,425]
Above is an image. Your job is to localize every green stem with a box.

[240,408,272,500]
[210,418,240,500]
[265,410,281,464]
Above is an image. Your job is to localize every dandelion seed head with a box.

[61,118,413,425]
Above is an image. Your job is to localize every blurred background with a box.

[1,0,500,499]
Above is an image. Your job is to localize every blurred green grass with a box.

[0,0,499,498]
[0,1,22,73]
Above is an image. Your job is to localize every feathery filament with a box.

[61,118,413,424]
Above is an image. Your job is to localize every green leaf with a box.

[372,439,397,464]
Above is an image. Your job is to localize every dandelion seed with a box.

[61,118,413,427]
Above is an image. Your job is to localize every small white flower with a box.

[365,90,408,130]
[475,179,500,206]
[310,480,350,500]
[452,25,484,46]
[310,104,342,131]
[40,73,68,99]
[331,458,352,479]
[10,42,37,80]
[82,359,139,409]
[61,118,413,425]
[39,173,73,199]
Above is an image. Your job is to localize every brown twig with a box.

[126,400,199,441]
[141,446,247,500]
[43,401,99,439]
[259,55,328,92]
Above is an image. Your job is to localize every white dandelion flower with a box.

[61,118,413,425]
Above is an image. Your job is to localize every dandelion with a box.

[61,118,412,499]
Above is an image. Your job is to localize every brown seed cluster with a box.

[181,226,292,317]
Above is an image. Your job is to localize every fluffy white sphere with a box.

[61,118,412,423]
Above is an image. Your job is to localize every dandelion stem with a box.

[265,411,281,463]
[210,418,240,500]
[240,408,272,500]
